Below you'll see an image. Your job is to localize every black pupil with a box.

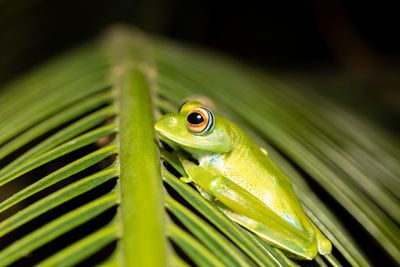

[188,112,204,124]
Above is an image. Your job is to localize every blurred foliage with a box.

[1,0,399,137]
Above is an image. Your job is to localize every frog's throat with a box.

[156,130,221,161]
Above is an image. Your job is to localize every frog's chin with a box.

[156,130,215,158]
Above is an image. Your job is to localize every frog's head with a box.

[154,101,233,157]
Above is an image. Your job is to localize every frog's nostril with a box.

[169,117,177,125]
[154,115,176,132]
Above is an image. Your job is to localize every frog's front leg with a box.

[180,158,318,260]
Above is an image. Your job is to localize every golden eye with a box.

[186,107,214,134]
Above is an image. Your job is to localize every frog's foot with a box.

[313,224,332,255]
[302,216,332,255]
[179,176,192,183]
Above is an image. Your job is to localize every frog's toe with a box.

[317,235,332,255]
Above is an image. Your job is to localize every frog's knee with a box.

[207,176,228,196]
[299,239,318,260]
[208,176,223,188]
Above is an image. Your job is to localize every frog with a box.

[154,101,332,260]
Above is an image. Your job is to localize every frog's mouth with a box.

[156,129,213,161]
[154,117,231,154]
[154,127,203,151]
[155,125,219,157]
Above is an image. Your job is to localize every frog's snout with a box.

[154,114,178,134]
[154,120,162,132]
[154,120,163,134]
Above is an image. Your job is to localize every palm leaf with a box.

[0,27,398,266]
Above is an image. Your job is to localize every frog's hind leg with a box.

[300,214,332,255]
[308,218,332,255]
[180,158,318,260]
[298,214,332,256]
[216,203,318,260]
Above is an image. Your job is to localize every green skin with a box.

[155,101,332,260]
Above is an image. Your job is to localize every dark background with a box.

[1,0,399,130]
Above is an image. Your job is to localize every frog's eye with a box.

[186,107,214,134]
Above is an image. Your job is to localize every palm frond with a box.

[0,27,398,266]
[0,29,167,266]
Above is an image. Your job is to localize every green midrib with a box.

[108,28,168,267]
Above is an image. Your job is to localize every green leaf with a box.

[37,221,119,267]
[166,195,255,267]
[0,192,118,266]
[0,123,117,187]
[0,27,398,266]
[109,30,168,267]
[0,60,111,145]
[0,164,118,237]
[0,144,117,214]
[0,91,113,161]
[0,105,116,177]
[167,221,225,267]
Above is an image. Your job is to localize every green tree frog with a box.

[155,101,332,260]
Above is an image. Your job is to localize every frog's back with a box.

[222,128,310,232]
